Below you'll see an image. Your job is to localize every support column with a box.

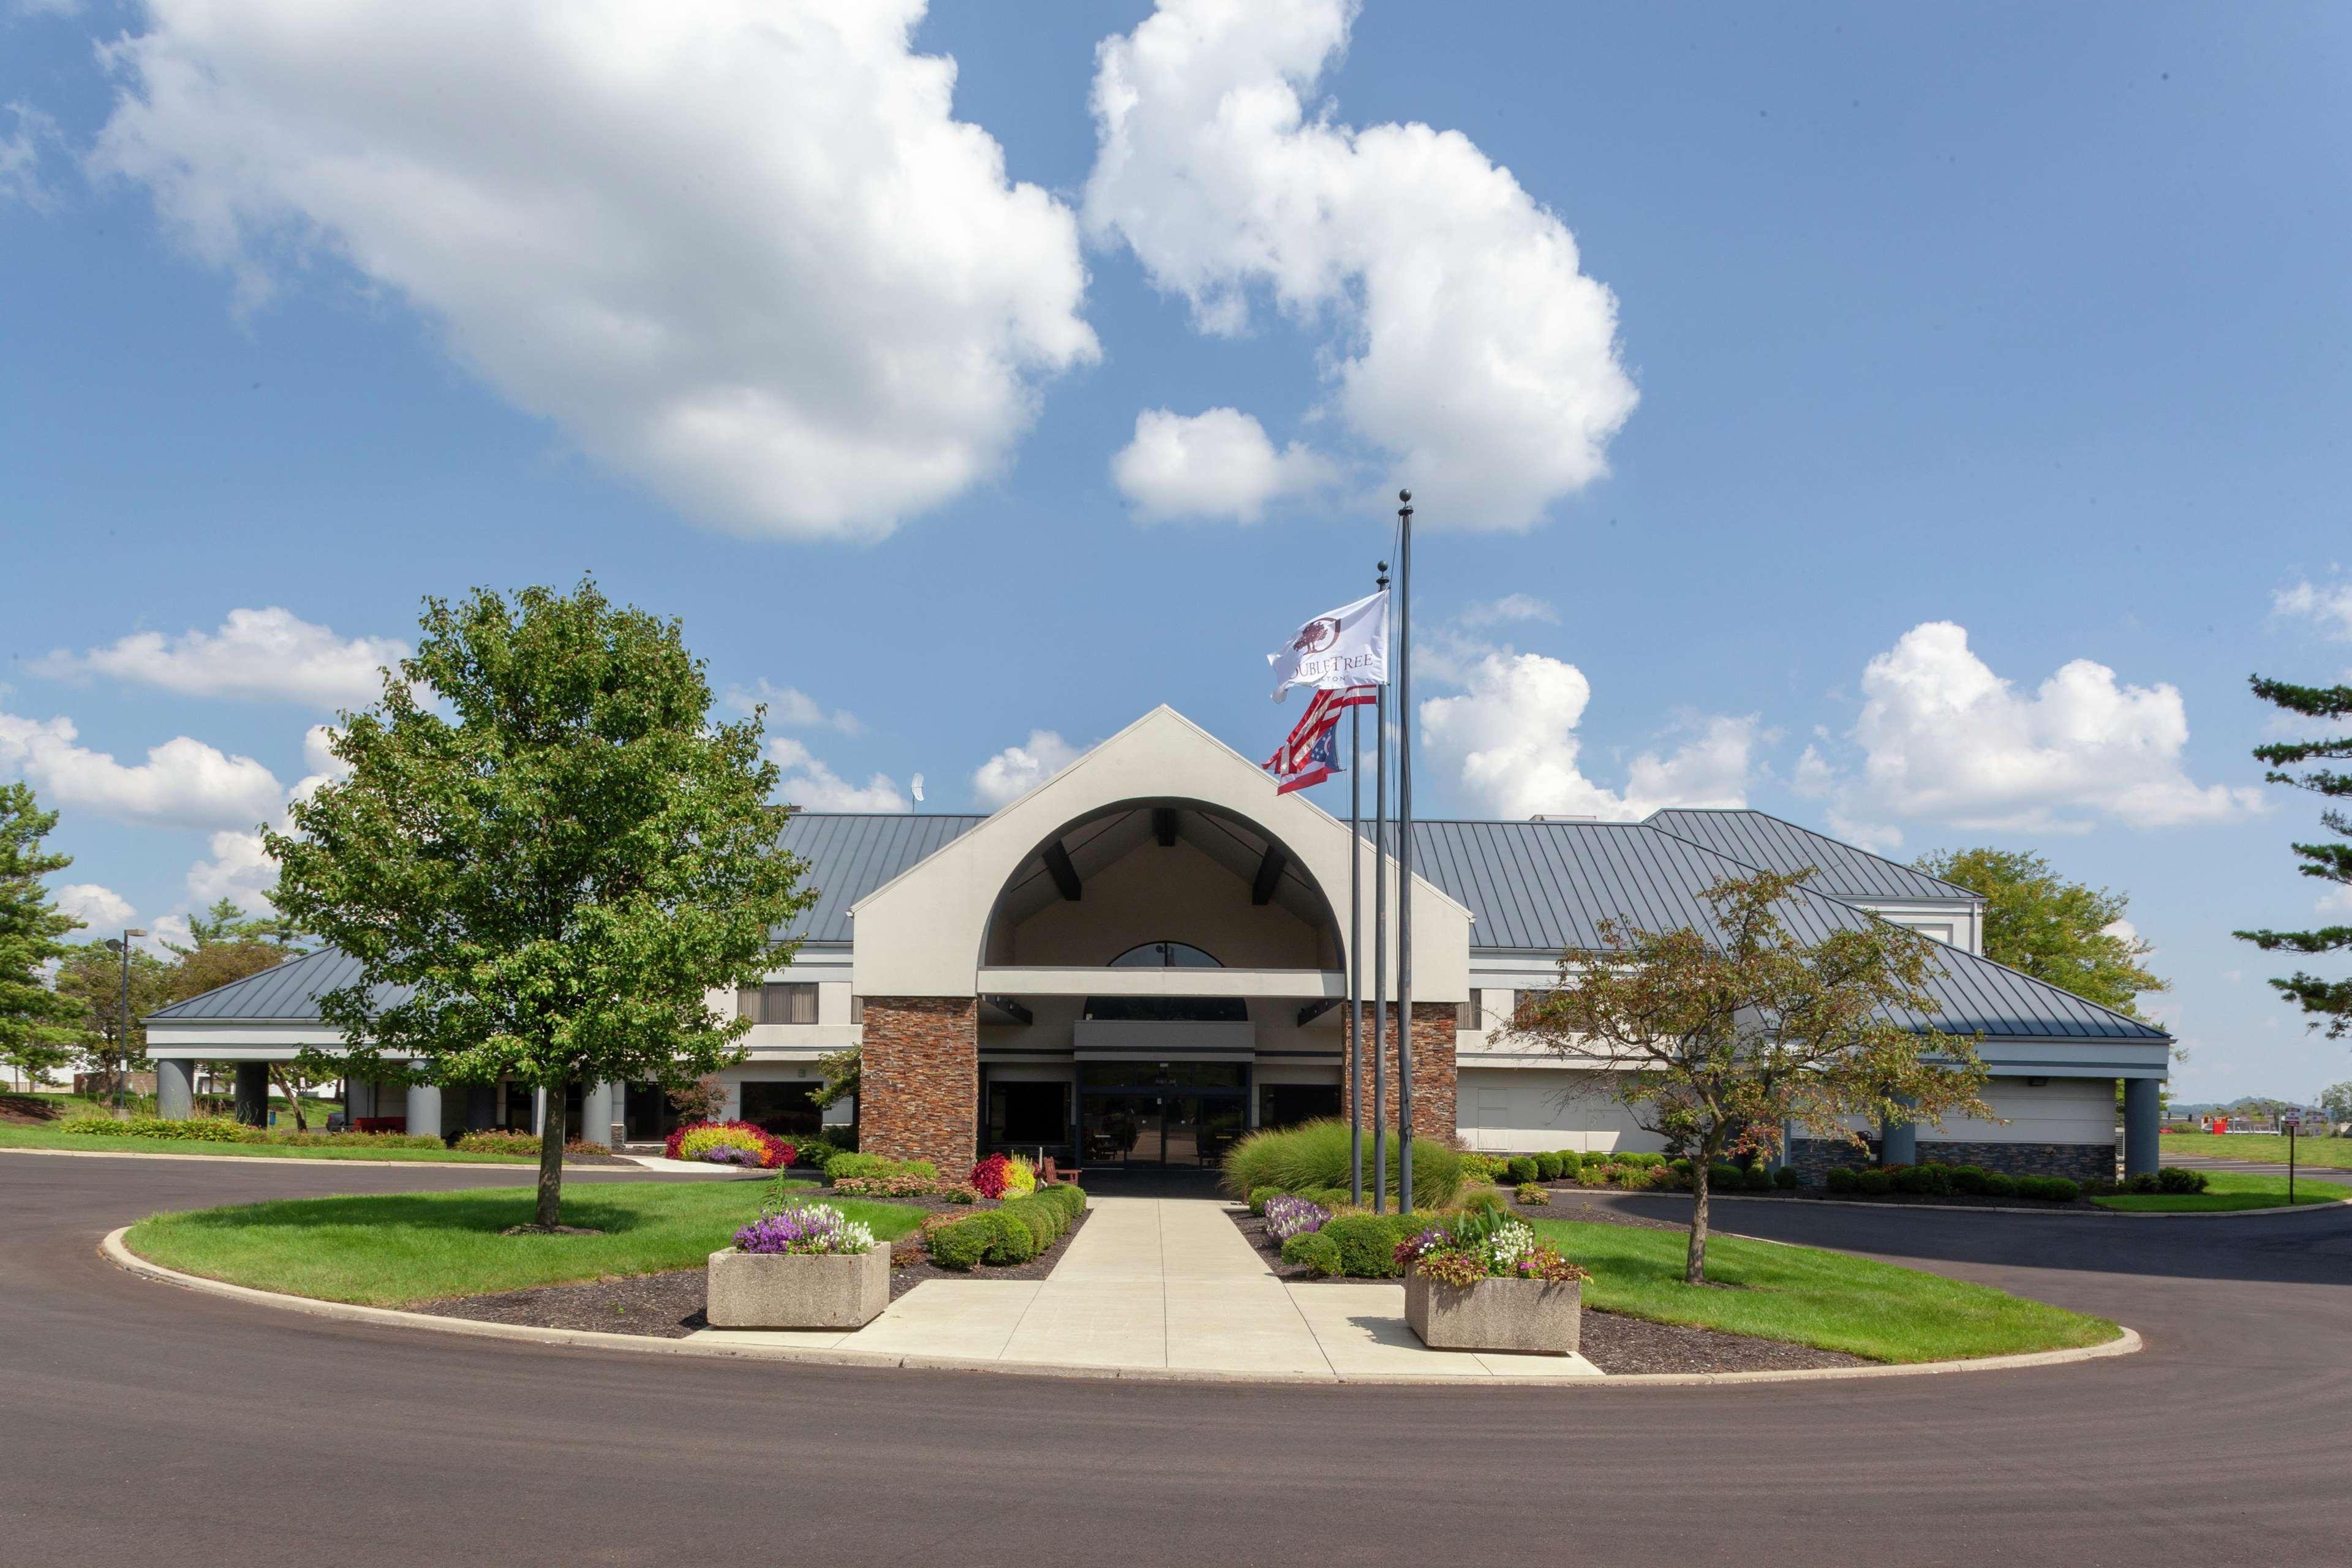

[155,1058,194,1120]
[406,1081,443,1142]
[577,1081,612,1149]
[233,1063,270,1128]
[2123,1077,2160,1180]
[1879,1104,1917,1167]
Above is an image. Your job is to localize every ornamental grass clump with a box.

[1263,1194,1330,1242]
[730,1202,876,1256]
[1221,1118,1462,1208]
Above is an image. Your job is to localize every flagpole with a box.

[1396,490,1415,1218]
[1348,701,1363,1208]
[1371,560,1391,1216]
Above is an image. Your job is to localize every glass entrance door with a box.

[1078,1063,1248,1169]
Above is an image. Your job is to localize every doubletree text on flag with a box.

[1267,589,1389,700]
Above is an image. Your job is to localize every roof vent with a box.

[1532,815,1599,823]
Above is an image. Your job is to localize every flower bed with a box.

[665,1120,794,1169]
[968,1152,1038,1199]
[707,1200,888,1329]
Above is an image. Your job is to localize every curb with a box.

[100,1227,2142,1390]
[1595,1191,2352,1221]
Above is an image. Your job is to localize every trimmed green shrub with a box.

[983,1208,1039,1264]
[1038,1182,1088,1221]
[1281,1230,1342,1275]
[1322,1213,1406,1278]
[1463,1188,1504,1216]
[1705,1162,1741,1189]
[1614,1152,1665,1169]
[926,1214,995,1270]
[1892,1164,1953,1197]
[1248,1186,1281,1216]
[1942,1164,1991,1196]
[1825,1166,1859,1193]
[1555,1150,1587,1172]
[1773,1165,1800,1191]
[1854,1167,1894,1197]
[1981,1172,2019,1197]
[67,1115,254,1142]
[1456,1153,1504,1186]
[1741,1164,1773,1193]
[1532,1152,1563,1182]
[1504,1156,1539,1185]
[2157,1166,2208,1194]
[1221,1118,1463,1208]
[1009,1198,1057,1248]
[824,1153,937,1182]
[2016,1175,2080,1202]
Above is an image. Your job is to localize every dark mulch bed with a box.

[1,1094,63,1126]
[1229,1205,1863,1376]
[417,1205,1090,1338]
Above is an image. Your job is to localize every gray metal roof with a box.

[1643,808,1974,902]
[151,809,2160,1045]
[1404,818,2163,1041]
[777,812,987,943]
[147,946,408,1022]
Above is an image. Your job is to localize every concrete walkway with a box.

[689,1196,1601,1379]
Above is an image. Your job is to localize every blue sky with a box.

[3,1,2348,1101]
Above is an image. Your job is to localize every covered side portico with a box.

[849,706,1472,1174]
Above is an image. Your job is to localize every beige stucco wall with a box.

[852,706,1470,1000]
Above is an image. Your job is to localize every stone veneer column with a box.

[1343,1003,1458,1144]
[860,997,977,1171]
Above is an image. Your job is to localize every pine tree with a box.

[2234,675,2352,1039]
[0,782,88,1090]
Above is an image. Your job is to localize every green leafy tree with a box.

[2318,1082,2352,1133]
[267,578,814,1227]
[1509,868,1988,1284]
[2234,675,2352,1039]
[0,782,86,1090]
[53,940,176,1101]
[812,1045,860,1110]
[1913,847,2167,1016]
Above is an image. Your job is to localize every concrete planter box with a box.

[705,1243,890,1330]
[1405,1272,1581,1355]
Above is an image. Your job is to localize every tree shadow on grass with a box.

[166,1191,685,1238]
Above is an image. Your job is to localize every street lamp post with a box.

[103,929,146,1118]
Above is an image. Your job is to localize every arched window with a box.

[1107,941,1222,969]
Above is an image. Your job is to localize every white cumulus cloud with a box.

[1110,407,1333,522]
[720,679,862,734]
[1812,622,2262,845]
[53,884,135,932]
[2274,577,2352,641]
[971,729,1084,808]
[0,711,284,831]
[1,102,60,209]
[1460,594,1558,628]
[1086,0,1636,529]
[94,0,1098,541]
[766,737,906,813]
[35,608,404,708]
[1419,649,1759,821]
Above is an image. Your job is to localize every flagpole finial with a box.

[1398,489,1411,505]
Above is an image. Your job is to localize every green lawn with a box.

[0,1122,535,1163]
[121,1179,923,1306]
[2092,1169,2352,1213]
[1525,1216,2119,1363]
[2155,1131,2352,1169]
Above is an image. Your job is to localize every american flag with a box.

[1263,684,1376,794]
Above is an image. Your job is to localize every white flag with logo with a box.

[1267,589,1389,699]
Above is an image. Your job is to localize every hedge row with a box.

[1824,1164,2081,1201]
[63,1116,443,1150]
[925,1183,1088,1271]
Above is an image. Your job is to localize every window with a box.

[737,982,818,1025]
[1457,992,1483,1031]
[741,1080,822,1138]
[1107,941,1222,968]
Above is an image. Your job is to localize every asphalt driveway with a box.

[5,1152,2346,1567]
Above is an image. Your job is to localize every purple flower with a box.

[1264,1196,1331,1242]
[732,1202,878,1256]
